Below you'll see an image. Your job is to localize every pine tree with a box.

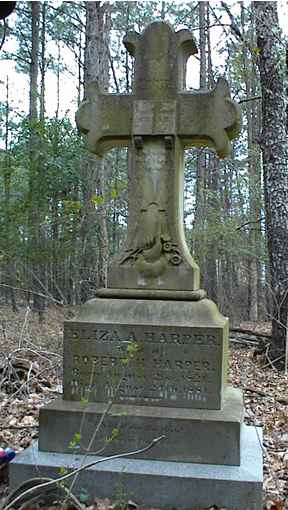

[80,1,110,297]
[28,0,47,320]
[254,1,288,363]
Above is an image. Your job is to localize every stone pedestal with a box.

[10,296,262,509]
[62,297,229,410]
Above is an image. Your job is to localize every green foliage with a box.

[69,431,81,449]
[105,427,120,444]
[121,340,141,365]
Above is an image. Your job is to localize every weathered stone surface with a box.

[39,387,243,465]
[63,298,228,409]
[10,425,263,510]
[111,136,201,292]
[178,79,241,157]
[95,288,207,300]
[76,84,133,156]
[76,21,241,294]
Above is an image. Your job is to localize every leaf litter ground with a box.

[0,306,287,510]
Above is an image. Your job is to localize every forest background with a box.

[0,0,287,367]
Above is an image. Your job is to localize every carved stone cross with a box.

[76,21,240,297]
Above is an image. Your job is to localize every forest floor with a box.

[0,305,287,510]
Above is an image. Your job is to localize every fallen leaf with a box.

[265,496,285,510]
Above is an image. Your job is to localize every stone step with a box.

[39,386,243,466]
[10,425,263,510]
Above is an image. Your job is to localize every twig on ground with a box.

[0,425,38,430]
[4,363,58,402]
[230,327,271,339]
[19,307,31,349]
[230,337,261,346]
[238,95,262,104]
[13,347,62,364]
[262,354,285,370]
[242,385,288,404]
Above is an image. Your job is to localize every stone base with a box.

[39,387,243,465]
[10,426,263,510]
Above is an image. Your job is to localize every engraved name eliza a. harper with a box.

[66,326,220,347]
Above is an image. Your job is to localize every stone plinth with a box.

[39,387,243,465]
[63,298,228,410]
[10,426,263,510]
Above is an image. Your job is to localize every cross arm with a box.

[178,78,241,158]
[76,82,133,157]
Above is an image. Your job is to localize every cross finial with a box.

[124,22,198,98]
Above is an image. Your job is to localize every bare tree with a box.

[80,1,110,298]
[254,1,288,364]
[28,1,47,321]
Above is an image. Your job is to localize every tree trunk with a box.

[81,1,109,298]
[241,3,260,321]
[56,41,60,118]
[4,76,18,312]
[205,3,219,303]
[205,154,219,303]
[40,1,46,121]
[254,1,288,362]
[125,4,131,93]
[28,1,46,321]
[77,30,83,107]
[193,1,207,270]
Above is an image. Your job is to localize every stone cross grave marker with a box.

[58,21,242,411]
[76,21,241,294]
[10,21,263,510]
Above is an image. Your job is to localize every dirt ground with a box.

[0,305,287,510]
